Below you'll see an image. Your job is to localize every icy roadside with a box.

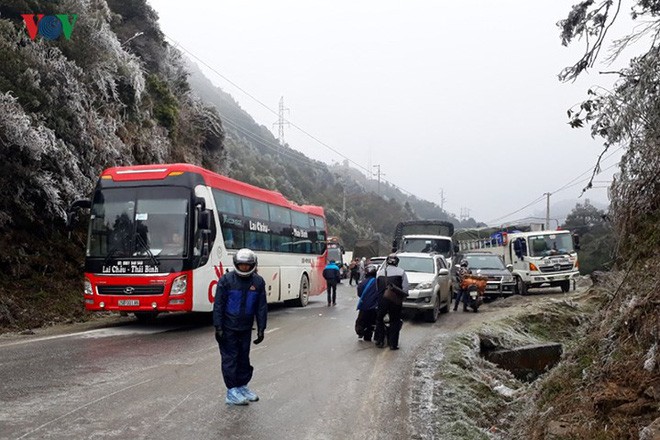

[408,281,600,440]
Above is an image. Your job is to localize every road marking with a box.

[0,327,175,348]
[16,378,154,439]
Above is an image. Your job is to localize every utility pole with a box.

[373,164,383,196]
[272,96,290,154]
[342,185,347,221]
[546,192,552,230]
[460,207,471,222]
[439,188,446,211]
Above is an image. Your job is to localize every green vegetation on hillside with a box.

[0,0,466,332]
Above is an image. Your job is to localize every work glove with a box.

[214,328,223,343]
[253,331,264,345]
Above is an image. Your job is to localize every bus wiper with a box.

[103,246,121,266]
[135,233,159,267]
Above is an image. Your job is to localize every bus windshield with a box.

[87,186,190,258]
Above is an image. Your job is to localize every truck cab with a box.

[507,231,580,294]
[400,234,455,265]
[457,229,580,294]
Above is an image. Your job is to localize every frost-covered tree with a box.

[559,0,660,259]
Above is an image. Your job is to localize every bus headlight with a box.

[170,275,187,296]
[84,278,93,296]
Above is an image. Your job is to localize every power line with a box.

[164,34,423,198]
[551,146,623,194]
[486,194,547,225]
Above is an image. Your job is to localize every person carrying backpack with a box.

[323,260,341,306]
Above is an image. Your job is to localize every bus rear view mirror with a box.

[65,212,76,231]
[195,196,206,211]
[200,229,211,259]
[66,198,91,231]
[198,210,211,230]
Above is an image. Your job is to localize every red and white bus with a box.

[68,163,328,321]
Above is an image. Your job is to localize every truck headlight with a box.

[84,278,93,296]
[170,275,187,295]
[502,276,514,283]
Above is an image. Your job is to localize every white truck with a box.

[453,226,580,294]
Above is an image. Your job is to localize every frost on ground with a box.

[408,292,597,440]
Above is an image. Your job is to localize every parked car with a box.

[452,252,516,298]
[367,256,387,268]
[393,252,452,322]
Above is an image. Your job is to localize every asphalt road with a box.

[0,282,552,440]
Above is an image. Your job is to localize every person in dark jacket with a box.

[214,248,268,405]
[348,258,360,285]
[374,254,409,350]
[355,264,379,341]
[453,259,471,312]
[323,260,341,306]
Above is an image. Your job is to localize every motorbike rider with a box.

[355,264,379,341]
[453,259,471,312]
[213,248,268,405]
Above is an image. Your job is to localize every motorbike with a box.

[460,275,486,312]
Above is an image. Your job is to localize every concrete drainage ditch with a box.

[480,336,563,382]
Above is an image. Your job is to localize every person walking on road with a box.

[214,248,268,405]
[323,260,341,306]
[374,254,409,350]
[349,258,360,286]
[355,264,379,341]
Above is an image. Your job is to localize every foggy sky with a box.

[147,0,628,223]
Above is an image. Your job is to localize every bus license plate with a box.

[118,300,139,306]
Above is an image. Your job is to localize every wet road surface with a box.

[0,283,566,440]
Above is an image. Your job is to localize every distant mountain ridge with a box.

[185,59,476,247]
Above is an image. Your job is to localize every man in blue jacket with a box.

[214,248,268,405]
[355,264,379,341]
[322,260,341,306]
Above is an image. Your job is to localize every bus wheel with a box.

[515,277,528,296]
[134,312,159,323]
[294,275,310,307]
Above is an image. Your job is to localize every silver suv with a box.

[395,252,452,322]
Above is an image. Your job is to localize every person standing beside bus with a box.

[323,260,341,306]
[374,254,409,350]
[214,248,268,405]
